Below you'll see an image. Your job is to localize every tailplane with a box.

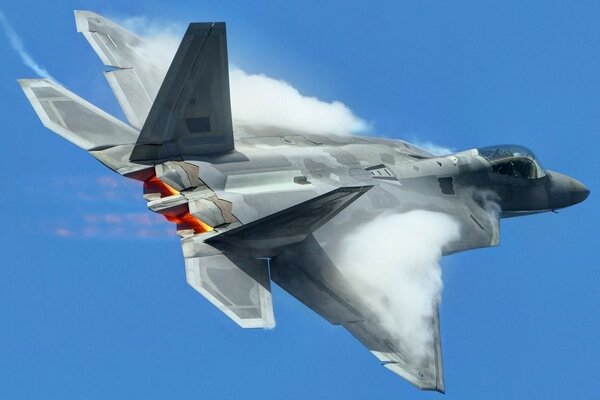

[22,13,236,173]
[19,78,144,175]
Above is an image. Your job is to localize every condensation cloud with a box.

[412,140,455,156]
[336,210,461,361]
[117,17,369,136]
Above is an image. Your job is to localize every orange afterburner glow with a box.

[164,212,213,233]
[144,174,180,197]
[143,173,213,234]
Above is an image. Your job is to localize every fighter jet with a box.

[19,11,589,393]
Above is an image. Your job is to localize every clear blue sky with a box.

[1,1,598,398]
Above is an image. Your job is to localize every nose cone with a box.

[547,171,590,209]
[569,178,590,205]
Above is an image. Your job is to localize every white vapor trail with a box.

[117,16,369,136]
[336,211,460,362]
[230,68,369,136]
[0,9,55,80]
[413,140,455,156]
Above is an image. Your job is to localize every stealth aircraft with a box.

[19,11,589,392]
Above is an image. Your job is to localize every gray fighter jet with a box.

[19,11,589,393]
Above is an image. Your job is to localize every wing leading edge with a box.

[194,185,446,390]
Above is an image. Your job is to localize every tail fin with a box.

[75,10,165,130]
[19,78,144,175]
[75,12,235,164]
[129,22,235,163]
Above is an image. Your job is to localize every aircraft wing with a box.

[269,235,445,392]
[344,311,444,392]
[180,183,496,391]
[179,186,372,329]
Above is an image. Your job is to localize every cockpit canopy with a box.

[477,145,546,179]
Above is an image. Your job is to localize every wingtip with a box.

[74,10,103,32]
[17,78,52,89]
[383,362,446,394]
[16,78,30,89]
[418,383,445,394]
[435,382,446,394]
[73,9,97,18]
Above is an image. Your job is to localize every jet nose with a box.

[569,178,590,205]
[547,171,590,209]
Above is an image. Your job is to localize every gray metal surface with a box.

[183,236,274,328]
[19,78,138,150]
[75,10,165,129]
[130,22,234,163]
[271,235,444,391]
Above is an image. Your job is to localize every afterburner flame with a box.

[144,174,180,197]
[164,212,213,233]
[143,173,213,234]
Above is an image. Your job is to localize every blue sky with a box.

[1,1,598,399]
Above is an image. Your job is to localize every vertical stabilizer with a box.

[130,22,235,163]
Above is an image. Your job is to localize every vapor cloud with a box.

[117,17,369,136]
[0,9,55,80]
[412,140,455,156]
[230,69,369,136]
[476,189,502,221]
[118,16,181,77]
[336,211,460,362]
[471,188,502,244]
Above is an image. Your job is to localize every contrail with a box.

[0,9,55,80]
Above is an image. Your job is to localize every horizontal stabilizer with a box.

[19,79,143,174]
[19,79,138,150]
[130,22,235,163]
[206,186,372,255]
[182,237,275,328]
